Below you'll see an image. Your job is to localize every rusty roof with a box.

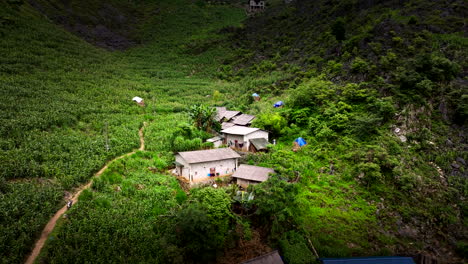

[232,164,275,182]
[177,148,240,164]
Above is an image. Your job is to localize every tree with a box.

[188,104,220,132]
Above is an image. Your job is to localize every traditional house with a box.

[222,125,268,152]
[175,148,240,183]
[248,0,265,12]
[232,164,275,188]
[215,107,241,123]
[231,114,256,126]
[221,121,236,130]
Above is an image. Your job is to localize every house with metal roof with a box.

[222,125,269,152]
[232,164,275,188]
[175,148,241,183]
[231,114,256,126]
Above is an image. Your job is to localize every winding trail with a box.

[25,123,146,264]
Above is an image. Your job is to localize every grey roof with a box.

[206,136,223,142]
[221,122,236,130]
[223,110,241,121]
[177,148,240,164]
[242,250,283,264]
[232,114,256,126]
[222,125,260,135]
[232,164,275,182]
[215,107,227,122]
[249,138,269,150]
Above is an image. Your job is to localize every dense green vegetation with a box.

[1,0,466,263]
[0,0,243,263]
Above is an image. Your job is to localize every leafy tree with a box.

[252,111,287,138]
[188,104,220,132]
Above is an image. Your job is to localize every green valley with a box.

[0,0,466,263]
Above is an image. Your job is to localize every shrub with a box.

[351,57,369,74]
[279,231,315,264]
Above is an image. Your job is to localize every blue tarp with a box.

[294,137,307,147]
[274,101,284,107]
[252,93,259,97]
[320,256,415,264]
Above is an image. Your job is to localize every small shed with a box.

[222,125,269,152]
[132,96,145,106]
[232,114,256,126]
[206,136,224,148]
[320,256,415,264]
[241,250,283,264]
[233,164,275,188]
[249,138,269,152]
[252,93,261,101]
[175,148,241,183]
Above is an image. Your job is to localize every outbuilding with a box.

[232,164,275,188]
[222,125,268,152]
[175,148,241,183]
[249,138,269,152]
[132,96,145,106]
[206,136,224,148]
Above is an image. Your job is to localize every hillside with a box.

[0,0,467,263]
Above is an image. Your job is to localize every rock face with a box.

[28,0,140,50]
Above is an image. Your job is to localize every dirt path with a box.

[25,123,146,264]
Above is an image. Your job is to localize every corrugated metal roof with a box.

[223,110,241,121]
[249,138,269,150]
[221,122,236,130]
[242,250,283,264]
[320,257,415,264]
[232,114,256,126]
[206,136,222,142]
[215,107,227,121]
[222,125,260,135]
[232,164,274,182]
[177,148,240,164]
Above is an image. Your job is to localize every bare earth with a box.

[25,123,146,264]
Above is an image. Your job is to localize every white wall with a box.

[224,134,246,150]
[189,159,237,181]
[245,130,269,145]
[176,156,238,182]
[224,130,268,151]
